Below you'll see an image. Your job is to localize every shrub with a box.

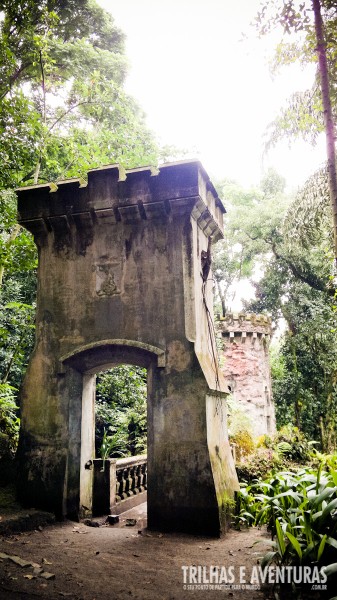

[227,397,255,460]
[236,446,284,483]
[234,464,337,593]
[0,384,20,457]
[273,423,314,462]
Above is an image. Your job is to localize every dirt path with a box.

[0,507,273,600]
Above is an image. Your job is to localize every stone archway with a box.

[16,160,239,536]
[60,340,161,521]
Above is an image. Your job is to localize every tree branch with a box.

[47,99,100,134]
[39,49,46,124]
[271,242,333,295]
[0,62,33,100]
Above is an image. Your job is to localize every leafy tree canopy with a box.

[0,0,158,187]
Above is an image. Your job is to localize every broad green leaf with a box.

[316,462,323,493]
[275,518,286,557]
[312,487,337,508]
[285,531,303,559]
[260,551,279,568]
[320,498,337,523]
[303,511,314,544]
[321,562,337,577]
[317,534,327,561]
[326,536,337,550]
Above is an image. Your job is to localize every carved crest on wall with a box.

[93,263,120,297]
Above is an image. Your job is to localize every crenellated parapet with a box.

[218,312,272,348]
[17,160,226,247]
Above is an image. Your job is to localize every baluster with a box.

[116,468,123,502]
[132,465,138,494]
[114,457,148,503]
[142,462,147,489]
[120,468,128,499]
[125,467,132,497]
[136,464,142,492]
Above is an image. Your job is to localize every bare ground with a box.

[0,503,275,600]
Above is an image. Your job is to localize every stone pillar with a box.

[218,313,276,438]
[92,459,116,517]
[16,160,238,535]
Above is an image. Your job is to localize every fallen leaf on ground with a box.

[8,555,31,568]
[40,571,55,580]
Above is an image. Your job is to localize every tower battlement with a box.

[218,312,272,344]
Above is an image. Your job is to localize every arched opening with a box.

[61,341,161,520]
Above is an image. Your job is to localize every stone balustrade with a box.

[115,455,147,504]
[92,454,147,517]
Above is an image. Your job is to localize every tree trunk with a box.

[312,0,337,260]
[33,161,41,185]
[215,278,227,317]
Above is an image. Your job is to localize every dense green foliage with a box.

[235,464,337,594]
[227,397,255,460]
[235,424,315,483]
[95,366,147,458]
[213,169,289,317]
[0,0,158,187]
[0,383,20,457]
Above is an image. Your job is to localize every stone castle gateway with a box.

[16,160,239,536]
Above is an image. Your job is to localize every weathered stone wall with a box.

[16,160,238,536]
[218,313,276,438]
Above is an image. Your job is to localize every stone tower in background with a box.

[218,313,276,438]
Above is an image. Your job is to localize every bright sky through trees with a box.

[99,0,326,189]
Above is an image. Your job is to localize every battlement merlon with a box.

[217,312,272,337]
[16,160,226,243]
